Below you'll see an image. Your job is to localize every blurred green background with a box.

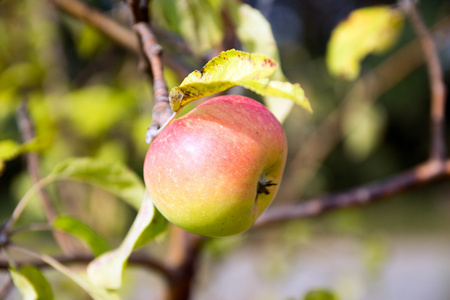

[1,0,450,299]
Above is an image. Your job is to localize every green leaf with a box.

[169,49,311,113]
[239,79,310,112]
[0,139,42,174]
[343,103,387,162]
[64,86,135,139]
[326,6,404,80]
[153,0,223,55]
[53,216,110,257]
[133,207,167,250]
[34,252,120,300]
[304,289,339,300]
[225,1,295,122]
[9,267,38,300]
[87,190,161,289]
[19,266,54,300]
[50,157,145,210]
[0,140,21,161]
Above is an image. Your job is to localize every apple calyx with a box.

[257,174,277,195]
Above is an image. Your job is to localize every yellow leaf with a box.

[226,1,295,122]
[239,79,312,113]
[169,49,311,113]
[326,6,404,80]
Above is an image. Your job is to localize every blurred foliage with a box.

[0,0,450,298]
[304,289,339,300]
[326,6,404,80]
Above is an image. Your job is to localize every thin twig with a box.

[279,15,450,201]
[16,104,74,254]
[0,253,171,279]
[17,103,57,223]
[49,0,139,52]
[133,23,172,143]
[405,1,447,161]
[256,159,450,227]
[127,0,150,23]
[48,0,192,79]
[0,276,12,299]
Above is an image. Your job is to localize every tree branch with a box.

[16,102,75,255]
[0,276,12,300]
[49,0,139,52]
[405,1,447,161]
[279,15,450,202]
[0,253,171,279]
[256,160,450,227]
[133,23,173,144]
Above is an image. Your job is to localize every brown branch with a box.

[49,0,139,53]
[405,2,447,161]
[132,23,172,144]
[165,231,206,300]
[0,276,12,299]
[127,0,150,23]
[0,253,171,279]
[16,103,74,255]
[279,15,450,202]
[17,103,57,223]
[48,0,191,80]
[256,160,450,227]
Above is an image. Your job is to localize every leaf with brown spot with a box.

[169,49,311,113]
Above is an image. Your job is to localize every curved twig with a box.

[256,160,450,227]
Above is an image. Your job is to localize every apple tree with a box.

[0,0,449,299]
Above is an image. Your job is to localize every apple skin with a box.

[143,95,287,237]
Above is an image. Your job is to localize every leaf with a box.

[153,0,223,55]
[0,139,42,174]
[64,86,135,139]
[343,103,387,162]
[87,190,162,289]
[53,216,110,257]
[0,140,21,161]
[51,157,145,210]
[239,79,310,112]
[9,267,38,300]
[133,207,167,249]
[225,1,294,122]
[326,6,404,80]
[304,289,339,300]
[169,49,311,113]
[35,252,120,300]
[19,266,54,300]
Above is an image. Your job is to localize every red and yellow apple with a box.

[143,95,287,237]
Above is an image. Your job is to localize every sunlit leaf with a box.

[19,266,54,300]
[51,157,144,210]
[133,207,167,249]
[0,140,21,161]
[87,190,161,289]
[304,289,339,300]
[326,6,404,80]
[343,103,387,161]
[34,252,120,300]
[54,216,110,257]
[153,0,223,55]
[169,49,311,113]
[9,268,38,300]
[225,1,295,122]
[239,79,311,112]
[0,139,42,174]
[65,86,134,139]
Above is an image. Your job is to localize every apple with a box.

[143,95,287,237]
